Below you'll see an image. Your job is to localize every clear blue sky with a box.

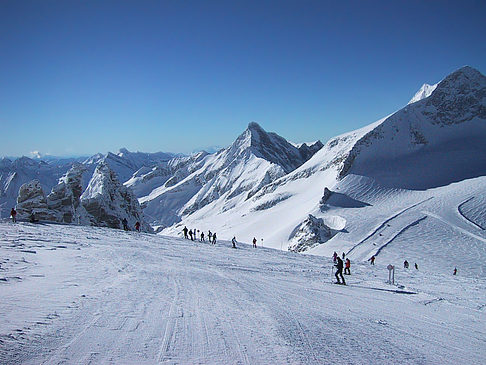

[1,0,485,157]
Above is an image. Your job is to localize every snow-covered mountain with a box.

[138,122,323,228]
[162,66,486,267]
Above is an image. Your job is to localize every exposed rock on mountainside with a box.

[81,162,152,232]
[288,214,332,252]
[46,164,90,224]
[16,180,52,221]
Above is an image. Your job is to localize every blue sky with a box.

[1,0,485,157]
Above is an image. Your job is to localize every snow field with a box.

[1,221,485,364]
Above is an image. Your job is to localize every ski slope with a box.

[1,222,485,364]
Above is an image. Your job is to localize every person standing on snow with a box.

[135,222,140,232]
[335,256,346,285]
[122,218,129,231]
[232,236,237,248]
[252,237,257,248]
[368,255,375,265]
[453,267,457,275]
[404,260,409,269]
[333,252,338,263]
[189,230,194,241]
[208,231,212,242]
[10,208,17,223]
[344,258,351,275]
[183,226,188,239]
[200,232,205,242]
[212,232,217,245]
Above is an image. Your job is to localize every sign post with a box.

[387,264,395,285]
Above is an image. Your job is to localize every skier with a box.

[342,252,345,259]
[122,218,129,231]
[208,231,212,242]
[344,258,351,275]
[404,260,409,269]
[414,263,418,270]
[368,255,375,265]
[212,232,217,245]
[135,221,140,232]
[335,256,346,285]
[200,232,205,242]
[232,236,237,248]
[333,251,338,263]
[453,267,457,275]
[183,226,188,239]
[189,230,193,241]
[252,237,257,248]
[10,208,17,223]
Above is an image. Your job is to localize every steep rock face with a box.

[16,180,53,221]
[46,164,90,224]
[288,215,332,252]
[81,163,152,232]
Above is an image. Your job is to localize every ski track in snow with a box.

[1,222,485,364]
[424,211,486,244]
[347,197,434,258]
[457,197,485,230]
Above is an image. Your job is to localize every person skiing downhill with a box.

[369,255,375,265]
[252,237,257,248]
[335,256,346,285]
[344,258,351,275]
[10,208,17,223]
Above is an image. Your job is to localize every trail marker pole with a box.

[387,264,395,285]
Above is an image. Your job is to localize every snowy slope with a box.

[161,66,486,273]
[1,221,485,364]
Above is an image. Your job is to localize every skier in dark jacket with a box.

[232,236,237,248]
[335,256,346,285]
[189,230,193,241]
[183,226,188,239]
[10,208,17,223]
[212,232,217,244]
[135,221,140,232]
[404,260,409,269]
[252,237,257,248]
[369,255,375,265]
[200,232,205,242]
[122,218,129,231]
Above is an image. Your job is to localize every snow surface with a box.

[1,221,485,364]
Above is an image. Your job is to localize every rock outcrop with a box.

[16,180,53,221]
[46,163,90,224]
[81,162,152,232]
[288,214,332,252]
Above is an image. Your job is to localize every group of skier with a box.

[122,218,141,232]
[183,226,218,244]
[333,251,351,285]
